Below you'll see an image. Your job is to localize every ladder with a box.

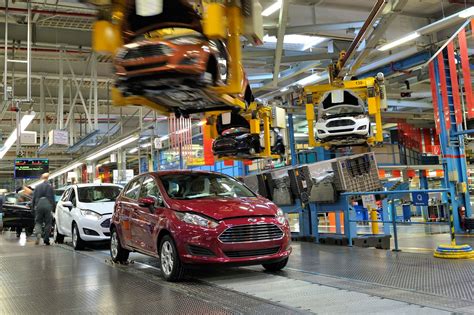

[3,0,32,104]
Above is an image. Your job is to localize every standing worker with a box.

[31,173,55,245]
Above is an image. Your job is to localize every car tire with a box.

[110,228,129,264]
[159,235,185,282]
[262,257,289,272]
[54,225,64,244]
[72,223,85,250]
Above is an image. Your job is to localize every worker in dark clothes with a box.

[31,173,55,245]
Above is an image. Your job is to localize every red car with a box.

[114,0,254,114]
[110,171,291,281]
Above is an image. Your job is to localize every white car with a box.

[315,89,371,146]
[54,183,122,250]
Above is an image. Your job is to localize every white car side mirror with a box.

[63,201,73,210]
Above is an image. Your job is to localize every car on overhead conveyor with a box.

[114,0,254,114]
[54,184,123,250]
[315,89,371,146]
[110,171,292,281]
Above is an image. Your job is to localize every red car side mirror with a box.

[138,197,156,208]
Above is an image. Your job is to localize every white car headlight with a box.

[175,212,219,229]
[80,209,102,220]
[170,37,203,45]
[276,208,287,225]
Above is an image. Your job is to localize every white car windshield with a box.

[160,174,255,200]
[323,105,364,116]
[77,186,122,203]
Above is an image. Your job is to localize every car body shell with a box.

[1,193,34,231]
[315,90,371,145]
[55,183,122,242]
[212,128,262,158]
[112,170,291,266]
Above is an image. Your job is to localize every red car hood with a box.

[168,196,278,220]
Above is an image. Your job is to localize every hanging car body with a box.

[315,89,371,146]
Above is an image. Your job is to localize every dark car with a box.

[0,192,34,237]
[110,171,291,281]
[212,127,262,158]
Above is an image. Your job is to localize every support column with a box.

[432,55,469,232]
[287,113,297,166]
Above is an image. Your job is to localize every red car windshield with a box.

[160,174,255,200]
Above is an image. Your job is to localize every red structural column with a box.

[436,53,451,128]
[458,29,474,119]
[447,42,463,125]
[429,62,441,134]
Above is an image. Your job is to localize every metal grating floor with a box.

[0,232,303,315]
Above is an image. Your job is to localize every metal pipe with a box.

[339,0,387,74]
[0,7,96,18]
[4,0,8,102]
[26,0,31,102]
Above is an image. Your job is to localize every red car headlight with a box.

[174,212,219,229]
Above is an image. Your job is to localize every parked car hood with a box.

[168,196,278,220]
[77,202,115,215]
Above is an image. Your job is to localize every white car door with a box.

[62,187,77,236]
[56,188,71,236]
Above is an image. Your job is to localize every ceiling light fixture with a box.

[86,135,139,161]
[262,0,282,16]
[458,6,474,18]
[31,162,83,187]
[263,34,326,50]
[295,73,321,86]
[378,32,420,51]
[0,112,36,159]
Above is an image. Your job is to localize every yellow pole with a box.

[370,208,379,234]
[263,115,271,156]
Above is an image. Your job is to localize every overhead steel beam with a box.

[346,0,409,77]
[386,99,432,109]
[266,21,365,33]
[272,0,289,86]
[258,61,321,91]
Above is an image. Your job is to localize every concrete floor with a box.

[1,231,473,314]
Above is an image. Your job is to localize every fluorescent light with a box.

[31,162,83,187]
[0,112,35,159]
[280,87,289,92]
[263,34,326,50]
[459,7,474,18]
[197,120,206,126]
[86,136,139,161]
[128,148,138,154]
[296,73,320,86]
[262,0,282,16]
[378,32,420,51]
[160,135,169,141]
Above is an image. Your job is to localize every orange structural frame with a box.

[458,29,474,119]
[436,53,451,128]
[429,62,441,134]
[447,42,463,125]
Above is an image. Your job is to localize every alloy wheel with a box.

[161,241,174,276]
[72,227,77,248]
[111,232,118,259]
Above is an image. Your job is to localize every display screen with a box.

[14,158,49,179]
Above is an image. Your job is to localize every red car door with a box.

[132,175,163,254]
[120,177,143,248]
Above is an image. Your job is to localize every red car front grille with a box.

[122,44,172,60]
[218,224,283,243]
[224,246,280,258]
